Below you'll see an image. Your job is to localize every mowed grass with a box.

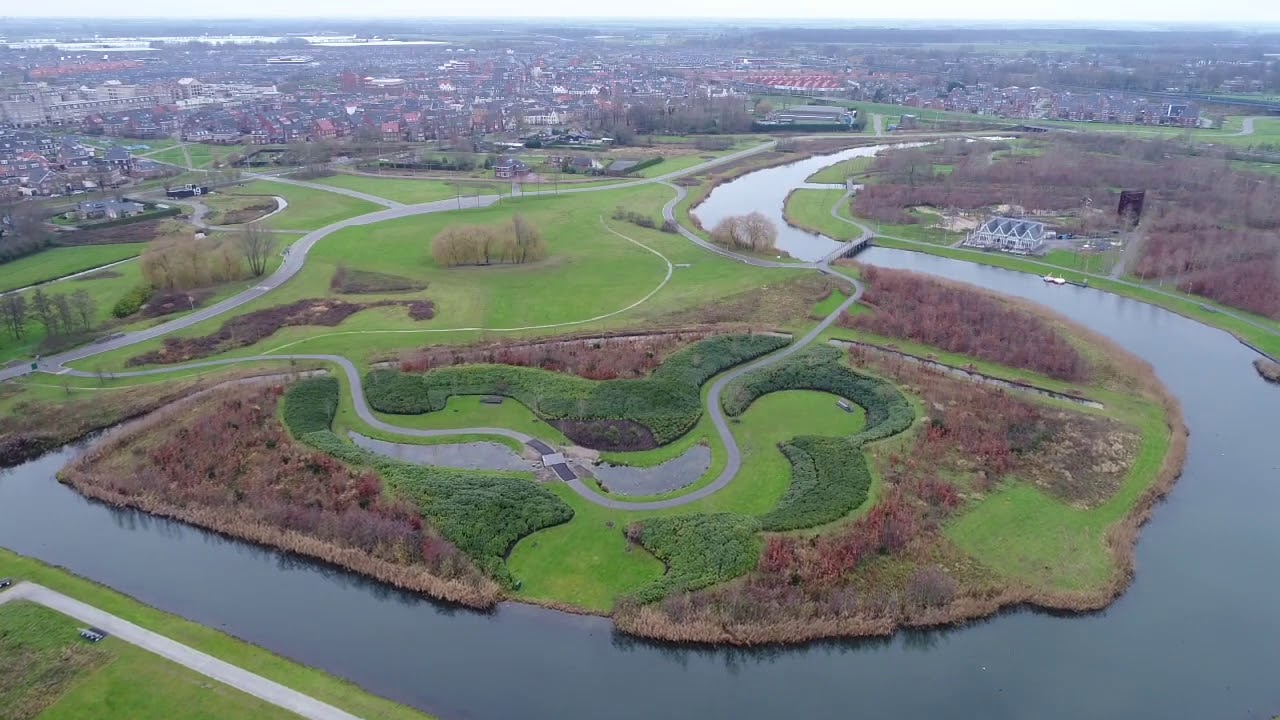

[72,184,782,371]
[0,601,301,720]
[227,180,380,231]
[947,397,1172,592]
[316,175,496,205]
[0,551,435,719]
[806,155,873,184]
[784,188,860,241]
[507,389,866,610]
[0,244,146,293]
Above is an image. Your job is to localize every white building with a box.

[964,217,1048,254]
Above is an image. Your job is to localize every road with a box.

[0,582,361,720]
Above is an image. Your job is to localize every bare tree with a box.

[238,223,273,277]
[52,293,75,336]
[70,289,96,331]
[0,293,27,339]
[29,287,57,336]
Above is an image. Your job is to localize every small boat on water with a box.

[1043,274,1067,285]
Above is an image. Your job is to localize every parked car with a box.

[0,577,12,589]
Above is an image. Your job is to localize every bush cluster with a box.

[282,377,340,435]
[431,214,547,267]
[627,513,761,604]
[722,346,913,447]
[365,334,790,448]
[301,430,572,587]
[111,283,153,318]
[763,436,873,532]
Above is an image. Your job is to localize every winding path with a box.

[0,582,360,720]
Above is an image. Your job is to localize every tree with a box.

[52,293,75,336]
[70,289,96,331]
[755,100,774,116]
[238,224,273,277]
[710,212,777,252]
[29,288,57,336]
[0,293,27,340]
[510,214,545,264]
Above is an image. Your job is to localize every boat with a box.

[1043,274,1067,285]
[267,55,313,65]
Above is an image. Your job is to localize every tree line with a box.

[0,287,96,341]
[431,214,548,267]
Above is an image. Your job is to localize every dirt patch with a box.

[208,197,277,225]
[73,269,123,281]
[330,265,426,294]
[396,330,713,380]
[127,297,435,366]
[140,288,215,318]
[52,218,172,246]
[550,418,658,451]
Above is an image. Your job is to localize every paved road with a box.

[0,582,361,720]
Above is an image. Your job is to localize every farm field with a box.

[0,244,146,293]
[0,600,298,720]
[0,550,435,720]
[225,180,382,231]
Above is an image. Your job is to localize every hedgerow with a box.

[722,345,913,446]
[281,377,339,435]
[365,334,790,447]
[300,430,572,587]
[628,514,761,604]
[762,436,873,531]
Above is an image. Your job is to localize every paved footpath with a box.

[0,582,361,720]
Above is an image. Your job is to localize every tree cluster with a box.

[1,287,96,341]
[710,212,778,252]
[431,214,548,267]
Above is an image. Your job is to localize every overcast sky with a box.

[3,1,1279,24]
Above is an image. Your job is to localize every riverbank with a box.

[0,548,436,719]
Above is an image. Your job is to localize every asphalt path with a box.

[0,582,361,720]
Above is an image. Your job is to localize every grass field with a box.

[1043,248,1121,275]
[227,181,381,231]
[805,155,873,184]
[506,389,868,611]
[0,244,146,293]
[784,188,860,241]
[0,550,434,719]
[316,175,498,204]
[71,184,782,371]
[0,601,300,720]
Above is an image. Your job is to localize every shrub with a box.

[762,436,874,531]
[300,430,573,587]
[905,566,958,607]
[431,214,547,267]
[628,514,761,603]
[141,235,251,291]
[111,283,153,318]
[282,377,339,435]
[612,206,657,229]
[710,212,777,252]
[722,346,913,447]
[365,334,790,448]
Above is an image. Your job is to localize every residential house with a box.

[75,198,145,221]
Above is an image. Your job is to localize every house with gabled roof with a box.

[963,216,1049,255]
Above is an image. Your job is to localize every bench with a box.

[837,399,853,413]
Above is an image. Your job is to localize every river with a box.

[2,148,1278,720]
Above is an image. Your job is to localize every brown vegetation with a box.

[549,418,657,451]
[1256,357,1280,384]
[710,212,778,252]
[127,298,434,366]
[140,234,254,291]
[841,265,1090,381]
[330,265,425,294]
[61,382,500,607]
[396,330,712,380]
[615,343,1186,646]
[431,214,548,267]
[656,273,837,327]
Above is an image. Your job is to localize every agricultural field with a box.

[0,601,298,720]
[224,181,381,231]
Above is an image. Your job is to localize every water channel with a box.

[2,146,1279,720]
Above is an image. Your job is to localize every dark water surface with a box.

[2,169,1279,720]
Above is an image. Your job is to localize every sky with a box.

[3,1,1280,24]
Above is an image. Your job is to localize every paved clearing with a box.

[0,582,359,720]
[348,431,530,472]
[592,444,712,496]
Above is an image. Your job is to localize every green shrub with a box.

[300,430,573,587]
[762,436,874,531]
[282,377,340,435]
[722,346,913,446]
[364,334,790,446]
[111,283,153,318]
[629,513,761,603]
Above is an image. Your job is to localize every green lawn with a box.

[784,188,860,241]
[317,175,496,205]
[1043,248,1121,275]
[0,550,434,719]
[72,185,781,372]
[506,389,866,611]
[0,244,146,293]
[0,601,300,720]
[227,181,381,231]
[805,155,873,184]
